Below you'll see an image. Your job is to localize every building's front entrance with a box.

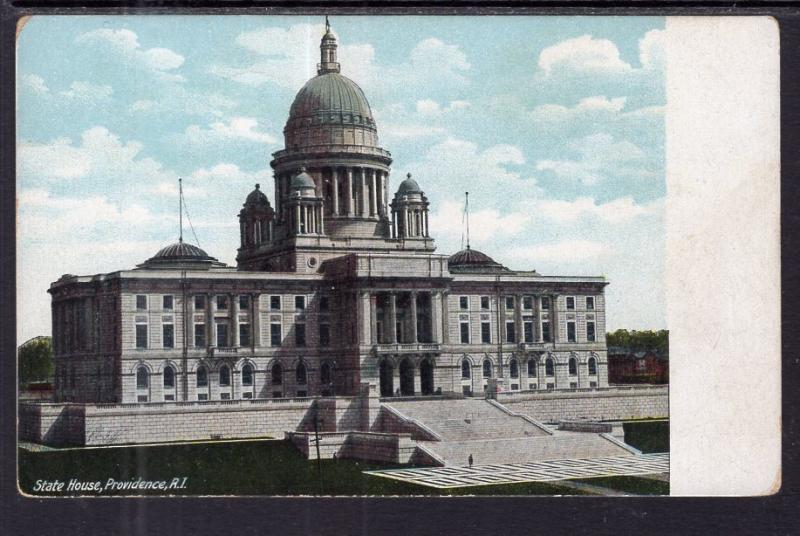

[399,358,414,396]
[379,359,394,397]
[420,358,434,395]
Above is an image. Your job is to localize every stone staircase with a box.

[381,399,634,467]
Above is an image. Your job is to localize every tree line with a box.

[605,329,669,354]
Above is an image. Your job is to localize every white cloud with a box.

[181,117,277,146]
[535,132,646,185]
[531,95,627,122]
[128,90,238,118]
[538,35,632,77]
[77,28,185,82]
[429,200,529,242]
[21,74,48,95]
[536,196,659,224]
[59,80,113,101]
[639,29,666,70]
[510,240,610,264]
[415,98,472,116]
[189,163,272,184]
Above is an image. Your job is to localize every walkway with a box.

[365,452,669,489]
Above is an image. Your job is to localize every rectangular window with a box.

[566,296,575,310]
[239,324,251,347]
[242,392,253,399]
[480,296,490,310]
[221,393,231,400]
[506,321,516,343]
[136,323,148,349]
[136,295,147,310]
[570,382,578,389]
[162,324,174,348]
[319,296,330,312]
[567,321,576,342]
[587,321,596,342]
[295,323,306,346]
[239,295,250,309]
[216,295,229,310]
[194,295,206,310]
[270,295,281,310]
[523,296,533,310]
[523,316,534,343]
[459,296,469,310]
[541,321,551,342]
[481,322,491,344]
[198,393,209,401]
[505,296,515,310]
[163,295,173,310]
[164,394,175,401]
[319,323,330,347]
[586,296,595,310]
[194,323,206,347]
[541,297,550,310]
[295,296,306,310]
[216,323,228,347]
[137,395,148,403]
[270,323,282,346]
[460,321,470,344]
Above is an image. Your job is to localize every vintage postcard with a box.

[15,15,779,497]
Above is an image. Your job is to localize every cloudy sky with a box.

[17,15,666,341]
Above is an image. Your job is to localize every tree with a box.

[606,329,669,354]
[19,336,53,388]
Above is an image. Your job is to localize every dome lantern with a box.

[318,16,340,75]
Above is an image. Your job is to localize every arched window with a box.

[569,357,578,376]
[163,366,175,388]
[196,366,208,387]
[219,365,231,387]
[588,357,597,376]
[242,363,254,386]
[482,359,492,378]
[320,362,332,385]
[527,359,537,377]
[510,359,519,379]
[545,358,555,377]
[296,363,307,385]
[461,359,471,379]
[136,366,148,389]
[271,363,283,385]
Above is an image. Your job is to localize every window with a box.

[319,296,330,312]
[216,295,229,310]
[194,323,206,347]
[136,323,148,349]
[459,296,469,310]
[586,296,595,310]
[588,357,597,376]
[510,359,519,379]
[319,323,330,347]
[483,359,492,378]
[136,366,148,389]
[216,323,228,347]
[271,363,283,385]
[295,296,306,310]
[505,321,516,343]
[162,323,174,348]
[270,296,281,310]
[219,365,231,386]
[569,357,578,376]
[194,295,206,309]
[567,321,576,342]
[295,323,306,346]
[239,324,251,347]
[196,366,208,387]
[320,362,332,385]
[480,296,490,310]
[527,359,537,377]
[296,363,307,385]
[566,296,575,310]
[136,295,147,310]
[242,364,254,386]
[163,295,173,310]
[505,296,515,310]
[587,321,596,342]
[570,382,578,389]
[460,321,470,344]
[270,322,282,346]
[239,295,250,309]
[523,296,533,310]
[545,358,555,377]
[523,316,534,343]
[541,320,551,342]
[163,366,175,388]
[481,321,491,344]
[541,297,550,310]
[461,359,471,379]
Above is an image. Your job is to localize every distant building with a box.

[608,347,668,384]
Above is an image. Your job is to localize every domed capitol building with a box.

[47,21,609,405]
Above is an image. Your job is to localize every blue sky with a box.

[16,15,666,341]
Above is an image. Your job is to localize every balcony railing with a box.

[372,342,440,354]
[209,346,239,358]
[518,342,556,352]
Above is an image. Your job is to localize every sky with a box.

[16,15,666,342]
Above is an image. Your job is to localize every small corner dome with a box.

[448,247,508,273]
[139,241,223,269]
[290,168,316,190]
[397,173,422,194]
[245,183,269,205]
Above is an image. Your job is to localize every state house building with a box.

[49,23,610,404]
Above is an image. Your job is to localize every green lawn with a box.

[623,419,669,453]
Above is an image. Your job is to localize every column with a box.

[318,205,324,234]
[388,293,398,344]
[361,168,369,216]
[186,289,195,349]
[370,294,378,344]
[431,291,443,343]
[551,294,559,342]
[206,292,214,349]
[251,293,260,348]
[295,205,301,235]
[370,169,377,217]
[441,291,450,344]
[347,168,354,216]
[410,291,418,343]
[413,364,422,395]
[515,294,523,345]
[231,293,239,347]
[424,210,429,237]
[392,362,401,396]
[332,168,339,216]
[376,172,384,216]
[275,177,281,220]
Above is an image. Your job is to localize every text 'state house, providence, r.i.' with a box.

[48,22,610,406]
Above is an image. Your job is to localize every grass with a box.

[574,476,669,496]
[623,420,669,454]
